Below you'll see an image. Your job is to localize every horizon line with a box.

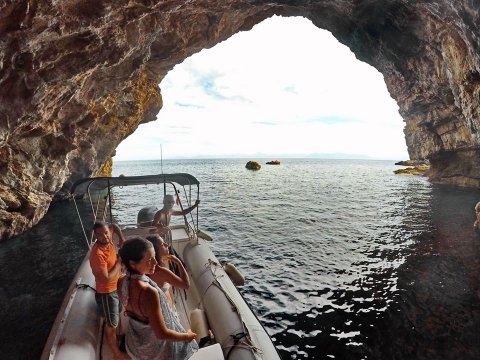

[113,156,407,162]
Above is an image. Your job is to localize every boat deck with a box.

[99,225,224,360]
[43,174,279,360]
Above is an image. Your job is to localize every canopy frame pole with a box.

[182,185,192,229]
[86,180,98,245]
[107,180,113,225]
[196,184,200,233]
[161,145,166,197]
[182,184,198,232]
[70,174,202,244]
[94,194,101,222]
[86,180,97,224]
[171,183,188,229]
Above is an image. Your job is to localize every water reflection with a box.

[0,160,479,360]
[265,183,480,360]
[0,202,87,359]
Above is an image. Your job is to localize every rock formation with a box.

[394,159,428,167]
[266,160,280,165]
[394,164,430,176]
[245,161,261,170]
[2,1,480,239]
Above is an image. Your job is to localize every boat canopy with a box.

[70,173,200,196]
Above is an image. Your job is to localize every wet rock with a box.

[245,161,261,170]
[395,159,429,166]
[266,160,281,165]
[394,164,430,175]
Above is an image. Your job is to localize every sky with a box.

[114,16,409,161]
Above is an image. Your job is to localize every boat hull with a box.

[41,226,280,360]
[41,251,100,360]
[181,238,279,360]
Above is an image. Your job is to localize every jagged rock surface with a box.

[2,0,480,239]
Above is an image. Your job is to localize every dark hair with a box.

[145,235,162,261]
[92,221,107,231]
[118,237,153,273]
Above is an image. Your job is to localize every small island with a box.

[245,161,261,170]
[266,160,281,165]
[394,159,429,166]
[394,160,430,175]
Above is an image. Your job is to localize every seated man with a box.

[89,221,129,360]
[152,195,199,236]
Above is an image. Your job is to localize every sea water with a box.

[0,159,479,359]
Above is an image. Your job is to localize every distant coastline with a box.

[113,154,404,162]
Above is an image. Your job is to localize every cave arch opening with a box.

[109,20,417,358]
[114,16,408,161]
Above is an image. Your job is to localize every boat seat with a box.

[189,343,224,359]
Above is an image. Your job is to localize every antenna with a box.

[161,144,166,196]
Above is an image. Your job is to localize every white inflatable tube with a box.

[183,240,280,360]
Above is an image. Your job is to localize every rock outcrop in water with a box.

[394,160,429,167]
[394,164,430,176]
[245,161,261,170]
[2,0,480,239]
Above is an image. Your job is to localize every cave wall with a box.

[1,0,480,240]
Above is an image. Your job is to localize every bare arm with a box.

[143,286,196,341]
[172,200,200,216]
[92,257,121,283]
[154,256,190,289]
[111,224,125,248]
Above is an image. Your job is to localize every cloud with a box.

[197,75,226,100]
[115,16,408,161]
[252,121,278,126]
[303,116,359,125]
[283,85,298,94]
[174,102,205,108]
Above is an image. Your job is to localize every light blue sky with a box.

[114,16,409,161]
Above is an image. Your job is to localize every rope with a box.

[224,332,262,359]
[232,279,284,359]
[87,190,96,223]
[73,197,90,249]
[195,260,225,309]
[76,283,96,292]
[196,279,223,309]
[194,259,262,358]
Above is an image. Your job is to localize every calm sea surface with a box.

[1,159,479,360]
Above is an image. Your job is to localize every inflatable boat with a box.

[41,174,281,360]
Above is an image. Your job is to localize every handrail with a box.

[71,175,201,250]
